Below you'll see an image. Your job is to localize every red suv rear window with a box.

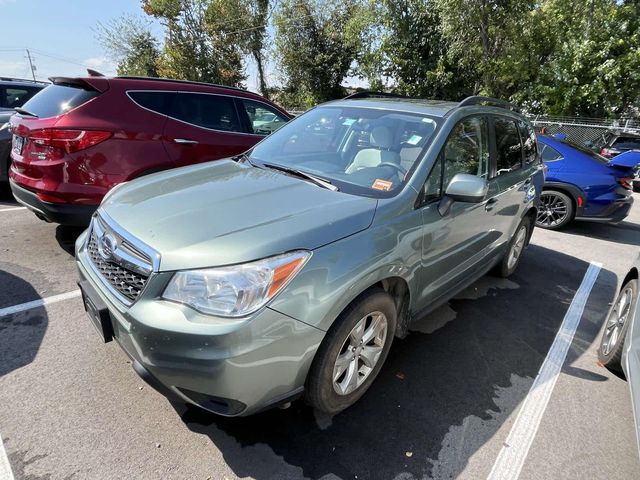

[19,84,99,118]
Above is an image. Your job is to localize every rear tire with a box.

[305,288,397,414]
[598,279,638,373]
[495,218,530,278]
[535,190,574,230]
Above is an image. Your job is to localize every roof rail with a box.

[344,91,408,100]
[458,96,521,113]
[115,76,247,92]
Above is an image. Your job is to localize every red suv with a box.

[9,73,291,225]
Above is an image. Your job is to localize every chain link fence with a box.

[527,115,640,147]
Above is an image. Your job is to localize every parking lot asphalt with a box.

[0,189,639,480]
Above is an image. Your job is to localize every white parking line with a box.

[0,291,83,478]
[0,290,81,318]
[487,261,602,480]
[0,207,26,212]
[0,431,14,480]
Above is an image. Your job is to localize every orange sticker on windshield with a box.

[372,179,393,191]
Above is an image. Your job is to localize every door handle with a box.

[485,197,498,211]
[173,138,199,145]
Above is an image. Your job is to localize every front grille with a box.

[86,220,152,303]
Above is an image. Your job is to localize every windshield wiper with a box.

[14,107,38,118]
[263,163,339,191]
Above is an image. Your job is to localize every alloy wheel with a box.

[536,192,569,228]
[601,286,634,356]
[332,311,388,396]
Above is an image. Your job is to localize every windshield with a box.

[249,106,439,197]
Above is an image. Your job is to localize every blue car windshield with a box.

[248,106,439,197]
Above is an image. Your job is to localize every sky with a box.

[0,0,365,93]
[0,0,272,91]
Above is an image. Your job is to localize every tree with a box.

[96,16,161,77]
[142,0,246,85]
[515,0,640,117]
[358,0,473,99]
[434,0,535,98]
[274,0,369,106]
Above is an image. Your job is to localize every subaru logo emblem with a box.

[98,233,117,261]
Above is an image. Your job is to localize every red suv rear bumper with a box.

[10,179,96,225]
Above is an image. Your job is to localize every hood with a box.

[100,160,377,271]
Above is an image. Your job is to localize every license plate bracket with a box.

[12,135,24,155]
[79,280,114,343]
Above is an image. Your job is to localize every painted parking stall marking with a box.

[487,261,602,480]
[0,431,13,480]
[0,207,26,213]
[0,290,81,318]
[0,290,83,478]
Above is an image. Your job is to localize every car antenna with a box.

[87,69,105,77]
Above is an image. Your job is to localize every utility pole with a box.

[25,49,36,81]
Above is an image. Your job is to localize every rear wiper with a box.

[14,107,38,118]
[263,163,339,191]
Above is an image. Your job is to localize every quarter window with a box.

[128,91,175,116]
[442,116,490,189]
[240,99,289,135]
[495,117,523,174]
[539,144,563,162]
[171,93,242,133]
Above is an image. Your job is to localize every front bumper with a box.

[576,195,634,223]
[10,180,96,226]
[75,231,324,416]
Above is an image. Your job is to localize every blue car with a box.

[536,135,637,229]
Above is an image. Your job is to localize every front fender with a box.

[268,209,422,332]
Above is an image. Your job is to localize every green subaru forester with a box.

[76,94,543,416]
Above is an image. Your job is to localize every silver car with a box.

[599,254,640,447]
[76,94,544,416]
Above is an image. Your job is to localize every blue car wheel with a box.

[536,190,574,230]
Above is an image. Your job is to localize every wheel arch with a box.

[542,181,586,219]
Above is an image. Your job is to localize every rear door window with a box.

[18,84,99,118]
[128,91,176,116]
[239,99,289,135]
[171,92,243,133]
[494,117,523,175]
[612,137,640,150]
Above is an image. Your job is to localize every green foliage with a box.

[96,16,161,77]
[274,0,370,107]
[143,0,245,85]
[97,0,640,117]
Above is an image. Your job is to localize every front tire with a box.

[598,279,638,372]
[305,288,397,414]
[535,190,574,230]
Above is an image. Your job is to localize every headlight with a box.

[0,123,7,132]
[162,250,311,317]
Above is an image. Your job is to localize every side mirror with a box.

[439,173,489,216]
[445,173,488,202]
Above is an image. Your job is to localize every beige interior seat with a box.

[346,126,400,174]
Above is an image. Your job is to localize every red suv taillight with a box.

[617,177,633,190]
[24,129,112,160]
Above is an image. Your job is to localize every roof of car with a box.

[114,75,248,93]
[0,77,48,88]
[322,94,522,119]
